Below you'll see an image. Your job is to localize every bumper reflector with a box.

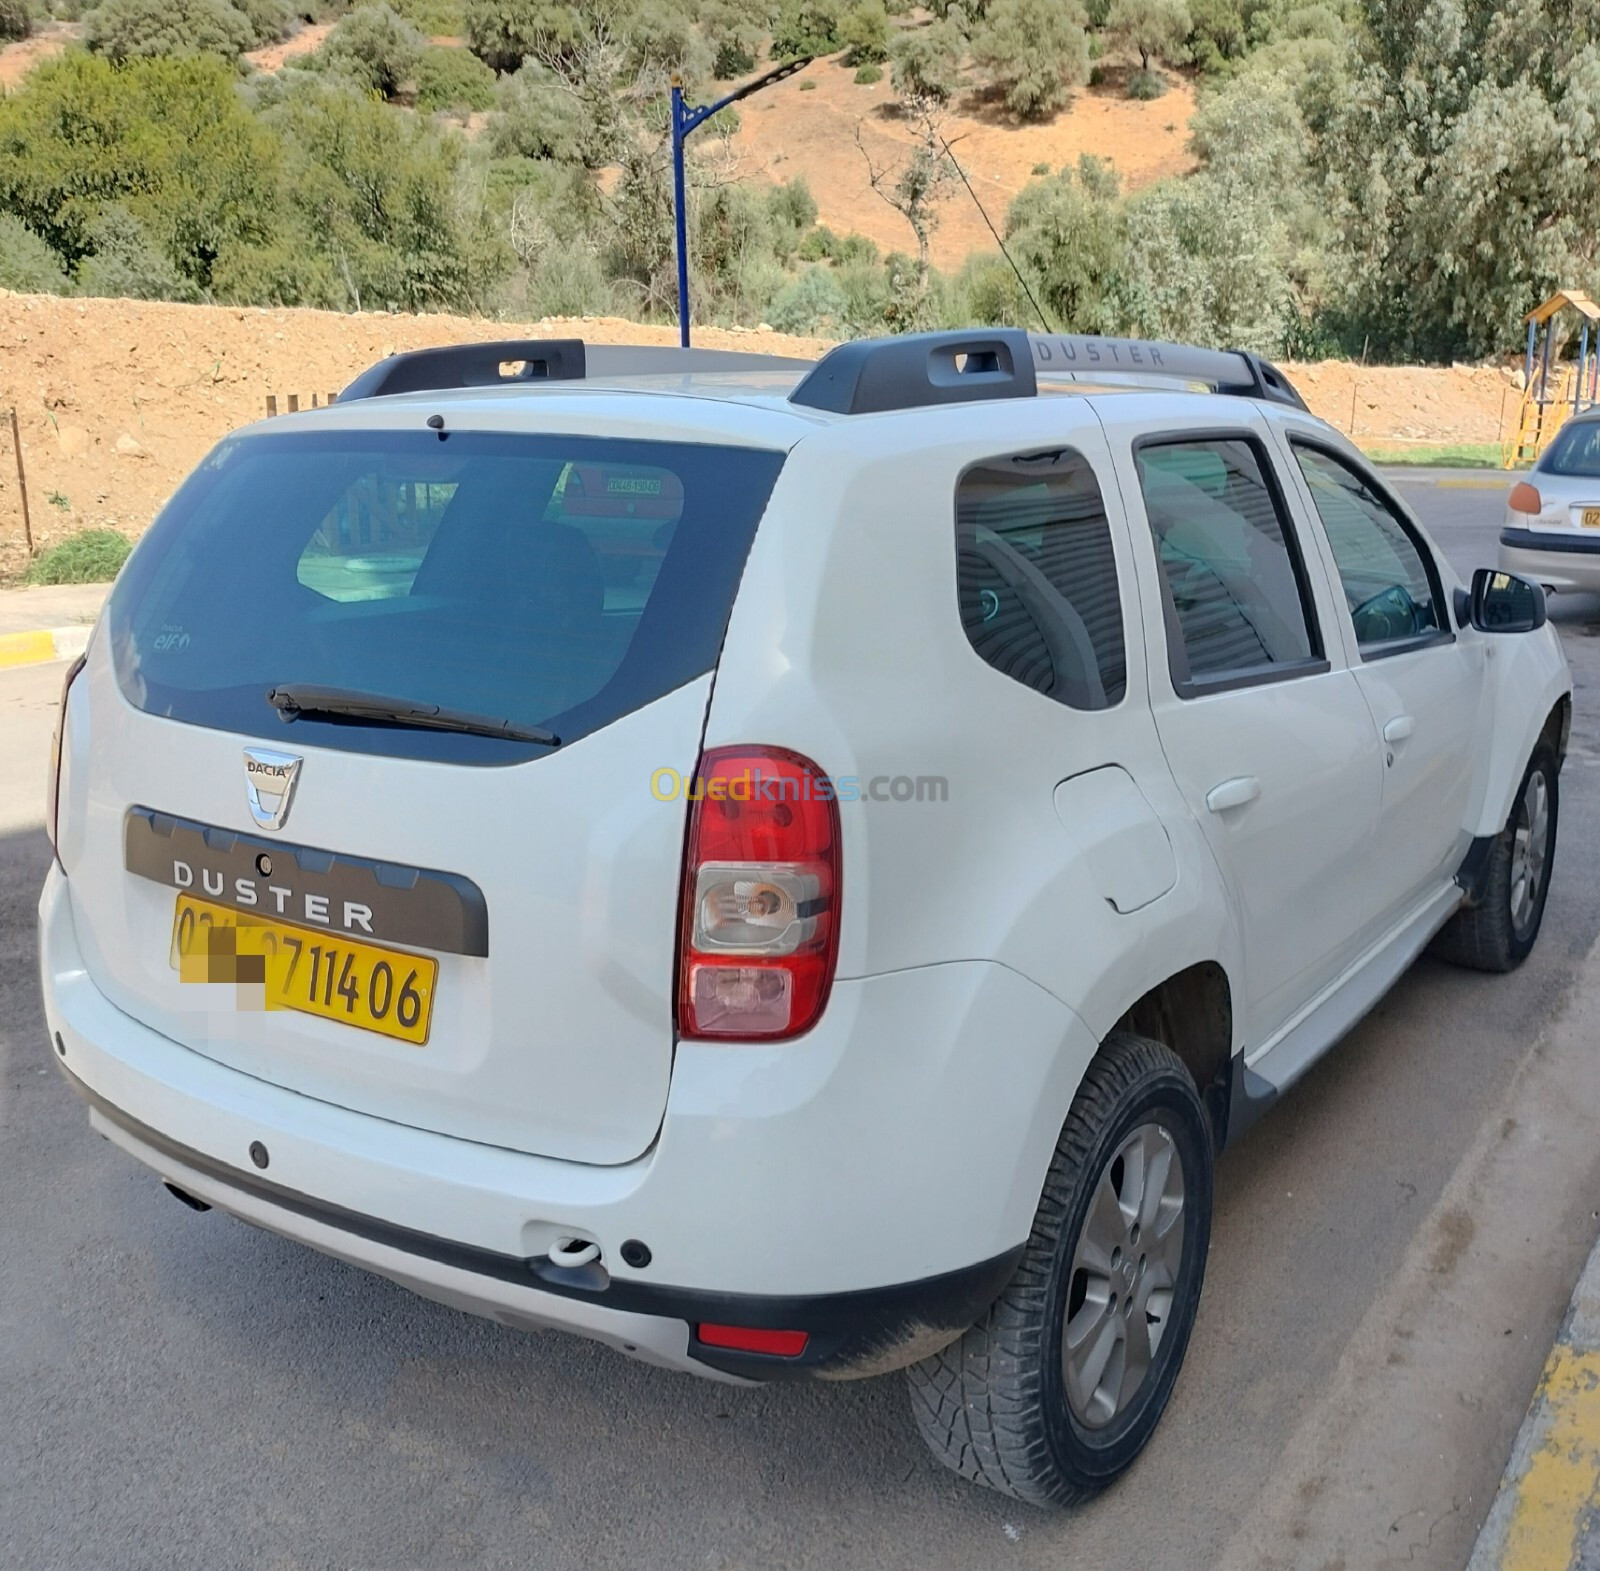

[695,1324,810,1357]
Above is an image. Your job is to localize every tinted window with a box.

[1292,444,1444,649]
[956,452,1127,710]
[108,430,785,763]
[1135,436,1318,687]
[1538,419,1600,478]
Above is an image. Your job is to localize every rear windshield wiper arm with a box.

[267,685,560,746]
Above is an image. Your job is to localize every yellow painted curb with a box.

[1502,1345,1600,1571]
[0,629,58,669]
[1436,477,1510,490]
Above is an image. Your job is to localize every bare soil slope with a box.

[0,292,1513,578]
[731,59,1197,269]
[0,22,77,89]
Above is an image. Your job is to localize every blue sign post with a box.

[669,59,812,349]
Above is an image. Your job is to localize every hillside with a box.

[0,292,1514,579]
[1,20,1195,276]
[720,60,1195,271]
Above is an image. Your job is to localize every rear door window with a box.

[108,430,785,763]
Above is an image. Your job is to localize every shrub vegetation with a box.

[0,0,1594,364]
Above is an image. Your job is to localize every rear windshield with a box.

[108,429,785,763]
[1538,419,1600,478]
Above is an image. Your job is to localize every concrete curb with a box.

[0,625,90,670]
[1468,1234,1600,1571]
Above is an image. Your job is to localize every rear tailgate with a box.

[61,422,785,1165]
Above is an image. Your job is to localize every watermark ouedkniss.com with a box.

[650,767,949,804]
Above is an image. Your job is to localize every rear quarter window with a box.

[108,429,785,763]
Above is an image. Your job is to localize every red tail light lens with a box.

[1508,481,1543,515]
[677,746,841,1040]
[47,653,86,857]
[695,1324,810,1357]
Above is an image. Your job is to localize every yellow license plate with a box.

[170,893,437,1046]
[1583,508,1600,530]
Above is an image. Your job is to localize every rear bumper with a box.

[40,864,1088,1381]
[1499,528,1600,594]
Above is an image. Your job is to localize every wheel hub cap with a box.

[1061,1121,1186,1430]
[1510,770,1550,938]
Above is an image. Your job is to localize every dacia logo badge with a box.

[243,747,302,831]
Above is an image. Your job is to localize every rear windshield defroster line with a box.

[107,429,786,765]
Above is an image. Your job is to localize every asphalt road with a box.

[4,475,1600,1571]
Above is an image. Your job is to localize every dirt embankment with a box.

[729,62,1198,270]
[0,291,1514,577]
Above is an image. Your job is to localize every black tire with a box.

[905,1032,1213,1506]
[1430,743,1558,974]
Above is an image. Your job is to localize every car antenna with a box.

[939,134,1057,335]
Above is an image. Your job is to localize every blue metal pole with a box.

[1525,318,1537,387]
[670,81,691,350]
[1577,324,1590,413]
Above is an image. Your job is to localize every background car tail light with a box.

[1508,481,1543,514]
[677,746,840,1041]
[46,653,86,856]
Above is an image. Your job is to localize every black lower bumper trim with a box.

[61,1069,1022,1380]
[1501,527,1600,556]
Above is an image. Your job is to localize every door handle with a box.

[1383,715,1415,743]
[1206,776,1261,814]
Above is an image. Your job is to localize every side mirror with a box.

[1459,568,1547,634]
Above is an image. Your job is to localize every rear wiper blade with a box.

[267,684,560,746]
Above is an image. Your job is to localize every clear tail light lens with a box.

[678,746,841,1040]
[47,652,86,857]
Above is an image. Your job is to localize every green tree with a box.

[839,0,889,64]
[486,58,590,158]
[701,0,764,76]
[972,0,1088,118]
[1004,156,1125,332]
[1319,0,1600,356]
[76,204,201,299]
[1185,0,1245,72]
[0,215,69,293]
[1105,0,1190,72]
[1120,171,1296,350]
[769,264,849,333]
[414,42,498,108]
[321,2,426,95]
[621,0,711,82]
[233,0,292,43]
[246,78,509,310]
[771,0,842,56]
[0,53,282,284]
[0,0,33,41]
[84,0,257,60]
[887,13,965,101]
[463,0,576,71]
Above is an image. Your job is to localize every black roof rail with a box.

[789,330,1036,415]
[785,329,1308,415]
[337,339,813,402]
[339,339,586,401]
[1026,334,1308,411]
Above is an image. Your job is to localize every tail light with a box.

[1508,481,1543,515]
[46,653,86,857]
[677,746,841,1040]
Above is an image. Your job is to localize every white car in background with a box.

[1500,408,1600,593]
[41,329,1572,1506]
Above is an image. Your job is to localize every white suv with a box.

[40,330,1571,1505]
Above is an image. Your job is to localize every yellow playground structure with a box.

[1504,288,1600,468]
